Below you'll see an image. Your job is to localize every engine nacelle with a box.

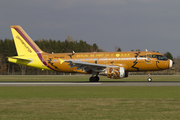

[105,67,128,79]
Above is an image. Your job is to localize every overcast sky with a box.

[0,0,180,57]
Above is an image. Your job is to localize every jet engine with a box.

[100,67,128,79]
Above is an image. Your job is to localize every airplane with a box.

[8,25,174,82]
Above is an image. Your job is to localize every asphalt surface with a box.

[1,81,180,86]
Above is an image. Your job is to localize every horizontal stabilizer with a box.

[8,56,32,64]
[9,57,31,61]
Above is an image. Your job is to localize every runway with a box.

[1,81,180,86]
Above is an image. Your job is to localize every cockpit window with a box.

[156,55,168,60]
[140,54,168,60]
[152,55,156,58]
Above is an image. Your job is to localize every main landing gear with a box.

[147,71,152,82]
[89,76,99,82]
[89,72,99,82]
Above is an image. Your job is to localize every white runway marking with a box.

[0,82,102,85]
[1,82,180,86]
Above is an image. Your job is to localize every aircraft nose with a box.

[169,59,174,68]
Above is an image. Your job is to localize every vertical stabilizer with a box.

[10,25,43,56]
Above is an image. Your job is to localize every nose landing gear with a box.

[147,71,152,82]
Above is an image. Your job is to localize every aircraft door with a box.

[146,53,152,64]
[104,57,107,63]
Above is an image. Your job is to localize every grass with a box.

[0,75,180,119]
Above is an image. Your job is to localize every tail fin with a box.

[10,25,44,56]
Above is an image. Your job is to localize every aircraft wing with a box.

[65,60,118,72]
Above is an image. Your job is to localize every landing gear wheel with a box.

[89,76,99,82]
[147,77,152,82]
[95,76,99,82]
